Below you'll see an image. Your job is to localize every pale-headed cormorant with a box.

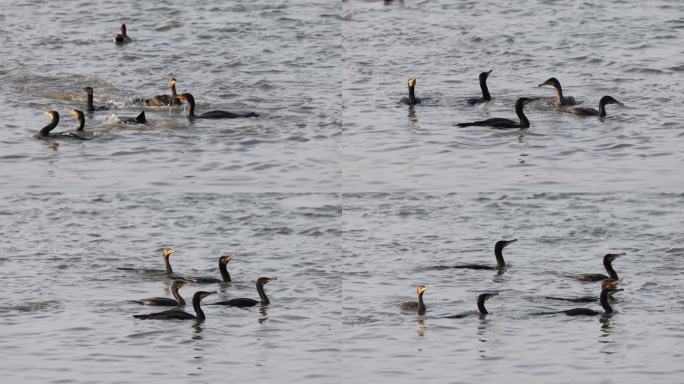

[117,247,176,275]
[400,77,421,105]
[145,78,181,106]
[538,77,577,106]
[399,286,427,315]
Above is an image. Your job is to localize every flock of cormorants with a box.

[120,248,276,321]
[400,240,625,318]
[33,24,258,142]
[400,70,623,129]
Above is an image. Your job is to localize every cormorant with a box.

[399,286,427,315]
[117,247,176,275]
[145,78,181,106]
[178,93,258,119]
[136,280,186,306]
[133,291,216,321]
[432,239,517,270]
[445,293,498,318]
[538,77,577,106]
[467,70,493,105]
[457,98,535,129]
[399,77,421,105]
[534,279,621,316]
[576,253,623,282]
[121,111,147,124]
[563,96,622,117]
[210,277,276,307]
[33,111,88,140]
[182,253,234,284]
[83,87,110,111]
[544,279,620,303]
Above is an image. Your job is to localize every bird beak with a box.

[505,239,518,246]
[487,69,493,75]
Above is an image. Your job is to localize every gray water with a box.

[1,0,683,383]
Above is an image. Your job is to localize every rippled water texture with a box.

[343,0,684,191]
[1,0,683,383]
[342,193,684,383]
[0,1,341,192]
[0,193,341,383]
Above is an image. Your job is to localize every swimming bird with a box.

[399,77,421,105]
[34,111,60,139]
[145,78,181,106]
[544,279,620,303]
[65,109,93,139]
[538,77,577,106]
[33,111,88,140]
[136,280,186,306]
[178,93,258,119]
[83,87,110,112]
[457,98,535,129]
[534,279,621,316]
[576,253,623,282]
[117,247,176,275]
[399,286,427,315]
[467,70,493,105]
[445,293,498,318]
[432,239,517,270]
[563,96,622,117]
[182,253,235,284]
[114,24,132,44]
[210,277,276,307]
[121,111,147,125]
[133,291,216,321]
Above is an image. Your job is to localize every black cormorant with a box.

[457,98,535,129]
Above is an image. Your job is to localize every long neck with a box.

[172,286,185,306]
[480,77,491,100]
[163,255,173,274]
[38,115,59,137]
[187,98,195,117]
[193,295,205,321]
[219,260,231,282]
[257,282,269,305]
[604,258,618,279]
[598,100,607,117]
[86,94,94,110]
[408,86,416,105]
[170,84,179,106]
[515,102,529,128]
[477,297,488,314]
[76,115,85,131]
[495,244,506,268]
[599,289,613,313]
[417,292,426,315]
[554,84,564,103]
